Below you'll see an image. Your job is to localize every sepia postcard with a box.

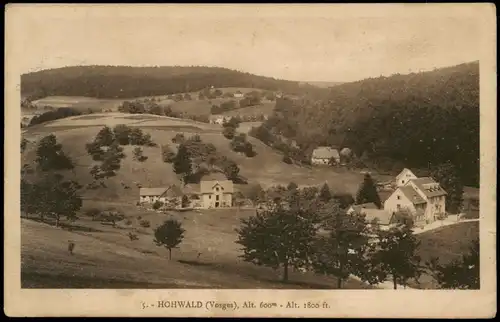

[4,3,497,318]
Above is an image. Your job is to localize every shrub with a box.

[128,232,139,241]
[152,200,164,210]
[139,219,151,228]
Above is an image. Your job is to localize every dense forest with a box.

[20,65,325,100]
[251,61,480,186]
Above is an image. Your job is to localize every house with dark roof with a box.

[384,176,447,224]
[139,185,184,206]
[311,147,340,165]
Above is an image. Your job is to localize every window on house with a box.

[402,180,405,184]
[209,195,211,199]
[397,195,401,200]
[216,187,219,192]
[397,204,401,209]
[216,195,220,201]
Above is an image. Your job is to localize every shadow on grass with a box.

[178,259,213,267]
[23,217,105,233]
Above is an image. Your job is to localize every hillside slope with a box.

[21,65,325,100]
[21,113,391,202]
[256,61,480,186]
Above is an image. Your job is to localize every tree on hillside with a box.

[223,116,241,129]
[430,161,464,214]
[221,160,240,182]
[113,124,132,145]
[222,126,236,140]
[21,138,28,153]
[332,193,355,209]
[287,182,298,191]
[355,173,382,209]
[235,204,318,282]
[246,183,266,205]
[35,134,74,171]
[426,239,479,289]
[311,201,371,288]
[133,147,147,162]
[95,126,115,147]
[366,225,423,289]
[154,219,186,260]
[319,183,332,203]
[173,144,192,184]
[100,142,126,177]
[172,133,185,144]
[21,173,83,226]
[161,144,176,163]
[148,103,163,115]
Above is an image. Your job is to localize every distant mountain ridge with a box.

[21,65,325,100]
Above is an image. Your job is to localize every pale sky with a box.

[7,4,488,82]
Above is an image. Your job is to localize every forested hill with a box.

[255,61,480,186]
[20,65,324,100]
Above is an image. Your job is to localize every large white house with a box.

[311,147,340,165]
[199,173,234,208]
[384,176,447,224]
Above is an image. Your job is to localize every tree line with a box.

[21,65,322,100]
[236,181,479,289]
[250,62,479,187]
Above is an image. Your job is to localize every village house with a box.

[360,208,397,231]
[209,115,231,125]
[139,185,184,206]
[384,176,447,224]
[199,173,234,208]
[346,202,379,215]
[311,147,340,165]
[233,91,244,98]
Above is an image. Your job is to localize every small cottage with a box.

[311,147,340,165]
[139,185,183,206]
[360,208,397,231]
[209,115,231,125]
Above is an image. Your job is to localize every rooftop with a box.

[312,146,340,160]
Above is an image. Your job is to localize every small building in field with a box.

[346,202,379,215]
[199,172,234,208]
[311,147,340,165]
[209,115,231,125]
[384,177,447,224]
[234,91,244,98]
[139,185,184,206]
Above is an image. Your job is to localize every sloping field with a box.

[21,214,372,289]
[32,96,123,112]
[21,112,392,202]
[221,102,275,117]
[409,221,480,289]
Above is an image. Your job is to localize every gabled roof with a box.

[139,185,184,197]
[410,177,447,198]
[351,202,378,213]
[139,187,167,197]
[312,147,340,160]
[200,180,234,194]
[396,168,417,181]
[399,185,427,205]
[360,209,394,226]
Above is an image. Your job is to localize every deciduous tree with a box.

[154,219,186,260]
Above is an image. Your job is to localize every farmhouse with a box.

[233,91,244,98]
[311,147,340,165]
[384,177,447,224]
[360,208,397,231]
[139,185,183,206]
[346,202,379,215]
[199,173,234,208]
[209,115,231,125]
